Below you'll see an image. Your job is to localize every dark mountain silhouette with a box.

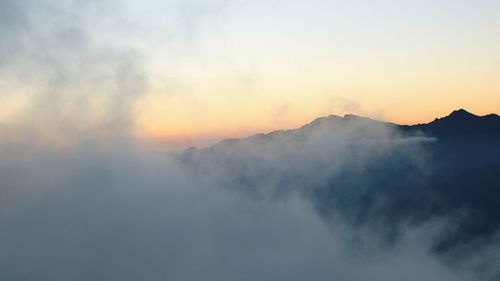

[403,109,500,138]
[199,109,500,150]
[179,109,500,253]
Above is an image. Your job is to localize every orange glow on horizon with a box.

[136,102,500,149]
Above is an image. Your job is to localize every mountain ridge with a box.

[407,109,500,138]
[178,108,500,251]
[199,109,500,151]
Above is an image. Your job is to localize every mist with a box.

[1,0,500,280]
[0,114,499,280]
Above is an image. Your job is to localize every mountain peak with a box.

[415,108,500,138]
[343,113,361,118]
[447,109,477,119]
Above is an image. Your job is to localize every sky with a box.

[1,0,499,148]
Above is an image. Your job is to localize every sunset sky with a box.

[1,0,499,148]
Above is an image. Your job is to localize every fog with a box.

[1,116,499,281]
[1,1,500,280]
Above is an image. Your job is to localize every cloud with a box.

[0,1,146,148]
[0,112,499,280]
[0,0,237,147]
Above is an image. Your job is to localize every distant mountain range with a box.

[193,109,500,150]
[179,109,500,253]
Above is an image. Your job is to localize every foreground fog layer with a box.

[1,119,499,281]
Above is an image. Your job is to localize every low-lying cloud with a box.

[1,116,499,281]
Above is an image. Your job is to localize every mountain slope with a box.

[178,109,500,252]
[404,109,500,138]
[203,109,500,151]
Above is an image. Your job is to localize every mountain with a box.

[199,109,500,151]
[178,109,500,252]
[403,109,500,138]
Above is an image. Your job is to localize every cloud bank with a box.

[1,114,500,281]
